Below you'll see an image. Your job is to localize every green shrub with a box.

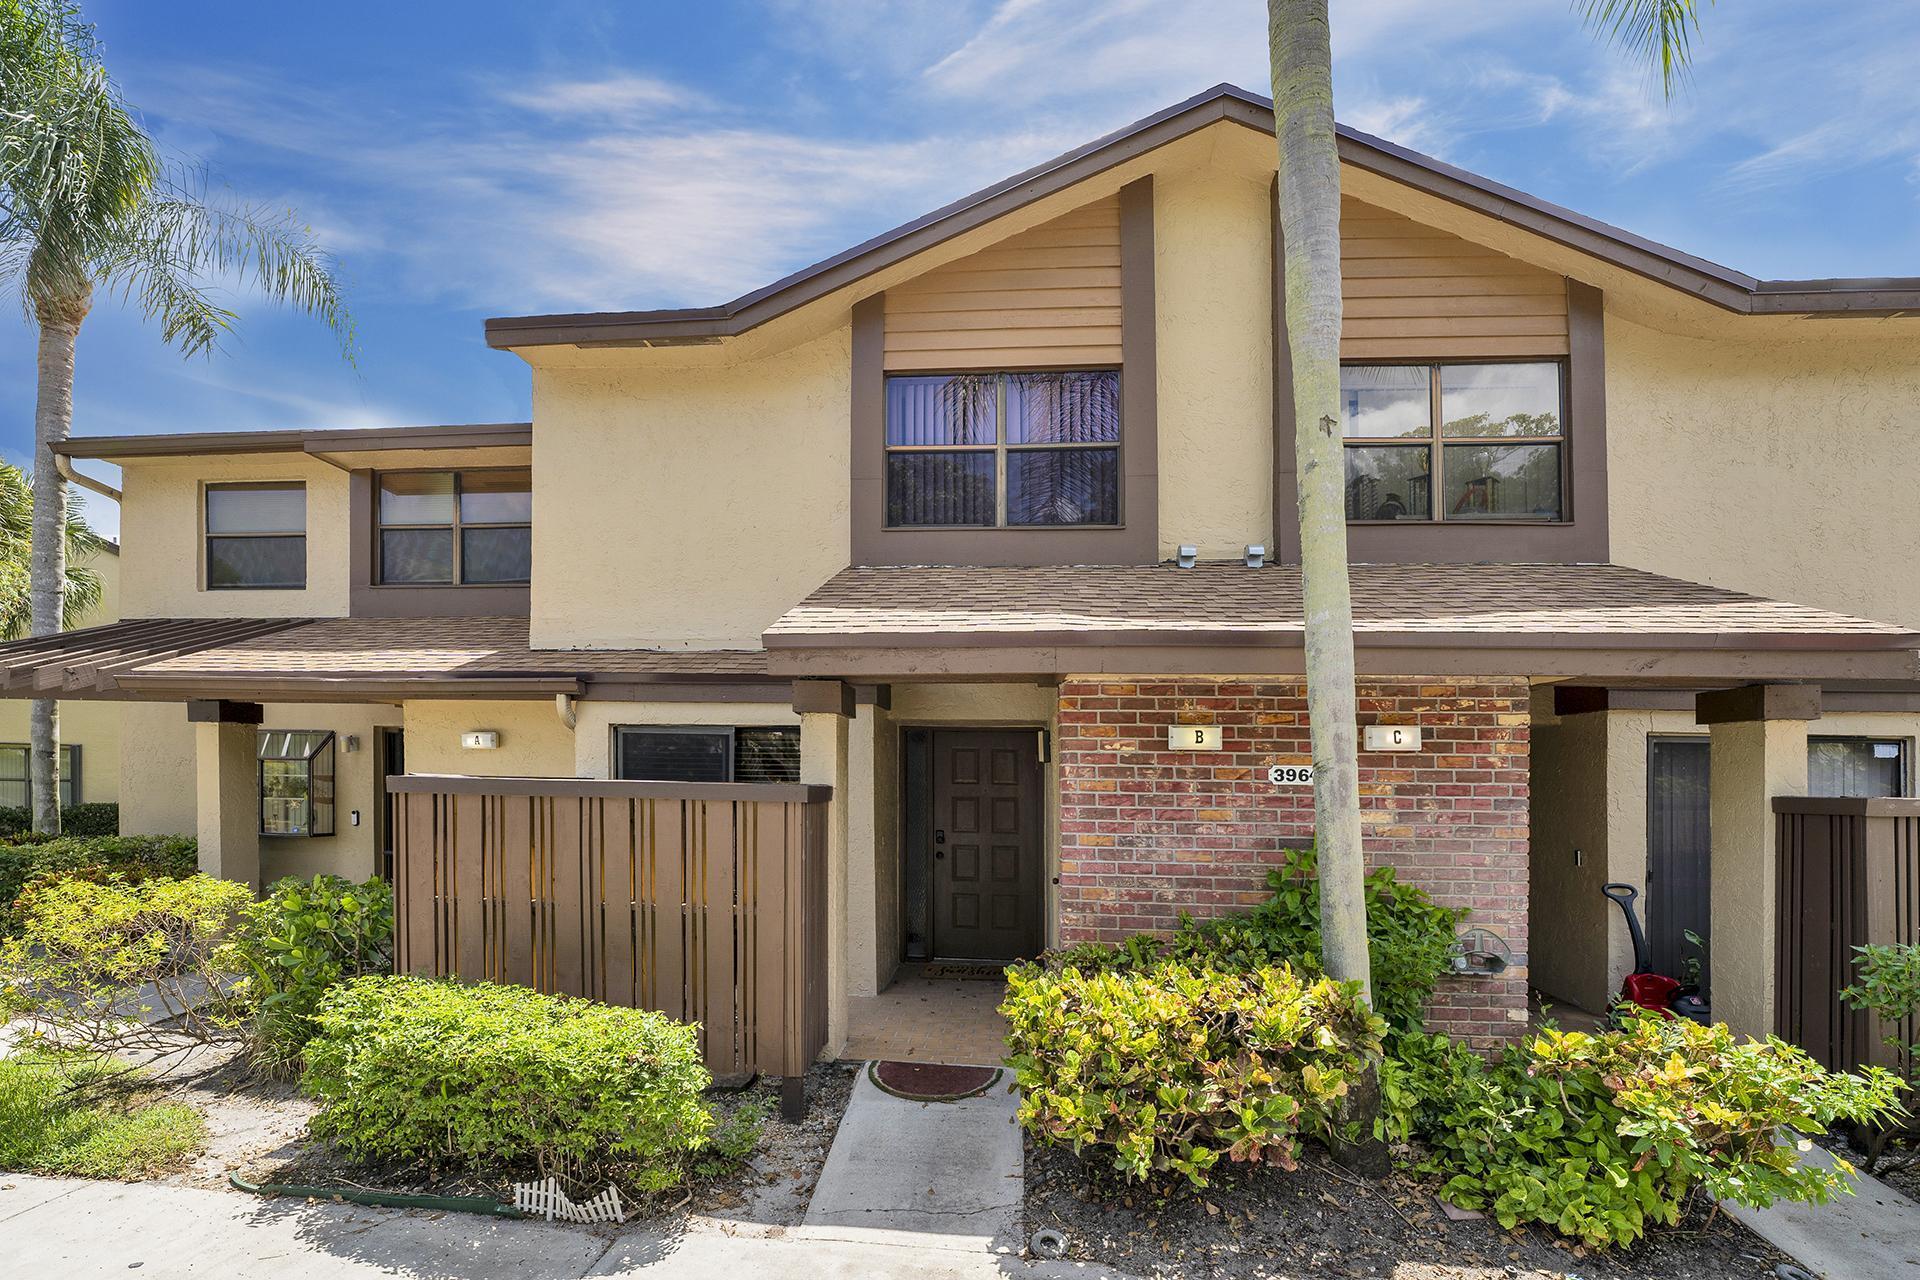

[223,875,393,1069]
[1385,1017,1906,1248]
[1002,956,1383,1187]
[0,873,250,1082]
[0,833,196,924]
[0,1051,205,1178]
[0,802,122,838]
[1043,845,1463,1038]
[1843,941,1920,1082]
[302,975,714,1193]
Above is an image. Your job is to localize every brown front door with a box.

[930,729,1043,962]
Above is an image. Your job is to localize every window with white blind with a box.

[0,744,80,809]
[612,726,801,784]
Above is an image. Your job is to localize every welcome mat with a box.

[869,1060,1002,1102]
[917,962,1007,981]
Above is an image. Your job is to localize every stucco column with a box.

[192,707,261,891]
[798,684,853,1059]
[1699,685,1815,1040]
[844,701,885,999]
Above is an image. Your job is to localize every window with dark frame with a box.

[205,483,306,589]
[377,469,532,586]
[258,730,336,837]
[1808,736,1909,798]
[884,370,1121,528]
[1340,361,1565,523]
[612,726,802,784]
[0,743,80,808]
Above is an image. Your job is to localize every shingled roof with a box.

[762,562,1920,683]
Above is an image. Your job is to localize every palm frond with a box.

[0,461,106,639]
[1575,0,1711,99]
[99,180,356,361]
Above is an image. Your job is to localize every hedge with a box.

[0,834,196,923]
[0,803,119,838]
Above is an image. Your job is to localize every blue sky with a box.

[7,0,1918,537]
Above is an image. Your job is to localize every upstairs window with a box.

[1341,362,1565,523]
[258,730,335,837]
[884,370,1121,528]
[378,469,532,585]
[0,743,80,808]
[612,726,801,784]
[206,483,306,589]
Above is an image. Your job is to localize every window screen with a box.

[1808,737,1907,798]
[0,744,79,808]
[613,726,801,784]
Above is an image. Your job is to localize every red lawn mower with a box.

[1601,883,1710,1023]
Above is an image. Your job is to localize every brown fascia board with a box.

[52,421,533,461]
[485,84,1920,350]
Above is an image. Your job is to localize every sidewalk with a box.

[0,1173,1131,1279]
[1722,1142,1920,1280]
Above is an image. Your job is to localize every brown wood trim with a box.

[849,177,1158,567]
[347,469,531,618]
[1773,796,1920,817]
[1273,277,1607,564]
[388,773,832,803]
[56,422,531,460]
[1552,685,1612,716]
[582,680,796,703]
[1696,683,1822,724]
[486,85,1920,351]
[791,678,855,717]
[186,699,263,725]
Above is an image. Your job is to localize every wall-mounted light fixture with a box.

[461,731,501,750]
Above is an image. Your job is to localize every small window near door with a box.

[0,743,80,808]
[612,726,800,784]
[1808,737,1908,798]
[259,730,336,836]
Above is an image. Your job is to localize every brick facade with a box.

[1055,676,1531,1047]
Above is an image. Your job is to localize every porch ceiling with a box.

[762,562,1920,683]
[0,615,778,702]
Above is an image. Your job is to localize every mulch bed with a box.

[1024,1137,1796,1280]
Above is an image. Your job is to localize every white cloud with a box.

[500,75,696,119]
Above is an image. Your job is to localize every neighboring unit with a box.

[6,86,1920,1061]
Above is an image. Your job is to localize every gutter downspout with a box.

[555,692,578,730]
[53,453,121,504]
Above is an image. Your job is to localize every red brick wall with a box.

[1055,676,1530,1047]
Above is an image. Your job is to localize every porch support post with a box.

[188,700,263,891]
[800,698,852,1063]
[844,700,889,999]
[1698,684,1816,1039]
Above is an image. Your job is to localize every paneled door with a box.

[1647,736,1711,990]
[929,730,1043,962]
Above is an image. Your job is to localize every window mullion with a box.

[1429,365,1445,524]
[995,375,1009,528]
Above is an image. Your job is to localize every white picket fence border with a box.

[511,1177,625,1224]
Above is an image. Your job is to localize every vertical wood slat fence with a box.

[1775,796,1920,1075]
[388,775,831,1085]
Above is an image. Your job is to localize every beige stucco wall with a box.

[1607,316,1920,629]
[118,702,198,836]
[1531,702,1920,1014]
[401,699,577,777]
[1153,164,1274,561]
[527,329,851,650]
[117,455,352,618]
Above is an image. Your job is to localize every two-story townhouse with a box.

[0,537,119,814]
[6,86,1919,1059]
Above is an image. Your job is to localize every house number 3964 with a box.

[1267,764,1315,786]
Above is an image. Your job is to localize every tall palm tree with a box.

[1,0,353,834]
[0,461,105,639]
[1265,0,1709,1170]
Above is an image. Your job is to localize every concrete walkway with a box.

[802,1064,1025,1255]
[0,1173,1129,1279]
[1723,1142,1920,1280]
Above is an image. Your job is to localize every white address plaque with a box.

[1266,764,1315,786]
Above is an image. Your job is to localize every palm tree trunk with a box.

[29,286,89,835]
[1268,0,1385,1173]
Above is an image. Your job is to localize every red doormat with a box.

[869,1060,1002,1102]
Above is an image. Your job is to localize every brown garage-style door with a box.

[930,729,1044,962]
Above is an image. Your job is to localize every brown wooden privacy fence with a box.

[1775,796,1920,1074]
[387,775,831,1089]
